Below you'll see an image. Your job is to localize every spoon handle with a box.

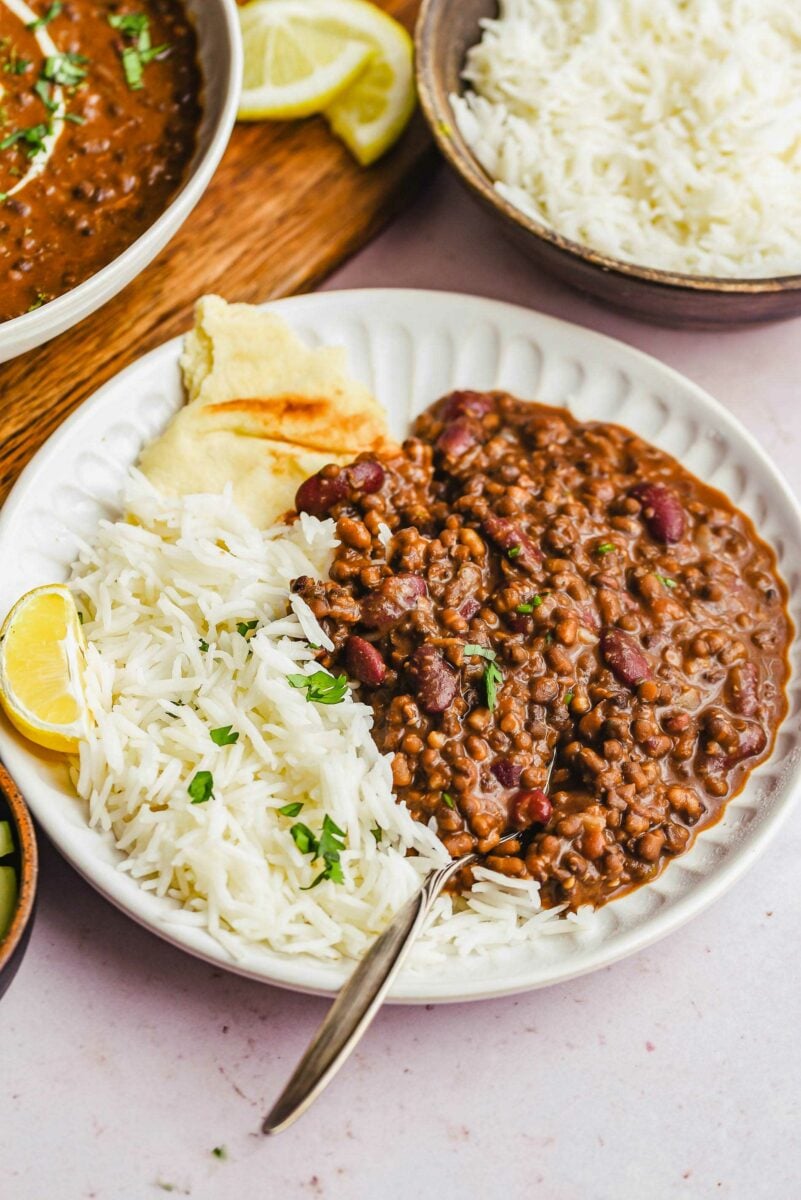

[262,854,470,1135]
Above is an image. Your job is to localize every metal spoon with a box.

[263,751,557,1135]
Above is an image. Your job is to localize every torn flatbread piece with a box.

[139,295,392,525]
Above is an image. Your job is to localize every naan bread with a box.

[139,295,391,525]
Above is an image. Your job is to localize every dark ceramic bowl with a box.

[0,764,38,1000]
[415,0,801,328]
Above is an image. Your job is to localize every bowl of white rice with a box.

[416,0,801,327]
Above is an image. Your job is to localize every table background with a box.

[3,168,800,1200]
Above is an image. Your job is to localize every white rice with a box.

[68,473,590,967]
[452,0,801,278]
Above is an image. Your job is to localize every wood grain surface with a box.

[0,0,432,505]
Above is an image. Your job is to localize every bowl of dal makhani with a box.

[0,0,241,361]
[416,0,801,327]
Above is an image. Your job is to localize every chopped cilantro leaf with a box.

[34,79,57,112]
[370,826,382,843]
[278,801,303,818]
[0,122,50,158]
[43,52,88,87]
[484,660,503,709]
[442,792,455,809]
[507,545,521,559]
[187,770,213,805]
[287,670,348,705]
[236,619,258,638]
[464,643,496,661]
[596,542,616,555]
[27,2,62,31]
[564,690,574,705]
[210,725,239,747]
[109,13,169,91]
[657,574,677,589]
[211,1146,227,1161]
[290,822,317,856]
[198,637,209,652]
[515,603,533,614]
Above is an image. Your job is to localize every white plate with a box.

[1,289,800,1003]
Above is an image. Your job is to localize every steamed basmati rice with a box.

[452,0,801,278]
[68,474,590,968]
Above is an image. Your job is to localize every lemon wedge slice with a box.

[237,0,415,164]
[322,0,415,166]
[238,0,374,120]
[0,584,88,754]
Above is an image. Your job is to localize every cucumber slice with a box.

[0,820,14,859]
[0,865,17,941]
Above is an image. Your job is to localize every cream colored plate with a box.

[1,289,799,1002]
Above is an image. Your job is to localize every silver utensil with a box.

[263,751,557,1135]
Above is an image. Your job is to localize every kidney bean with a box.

[600,627,652,687]
[345,636,386,687]
[295,470,348,517]
[721,722,767,768]
[726,662,759,716]
[481,513,542,567]
[361,573,427,630]
[441,390,494,420]
[510,788,552,830]
[436,418,477,458]
[506,613,532,635]
[409,644,458,713]
[346,459,385,494]
[630,482,686,544]
[460,596,480,620]
[492,760,522,788]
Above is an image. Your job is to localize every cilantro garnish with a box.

[564,690,574,705]
[515,603,534,614]
[198,637,209,652]
[27,2,62,31]
[34,79,57,112]
[43,52,88,87]
[507,546,521,559]
[304,815,346,889]
[210,725,239,747]
[287,670,348,705]
[464,644,496,662]
[278,802,303,818]
[109,13,169,91]
[0,122,50,158]
[236,619,258,638]
[187,770,214,804]
[656,574,677,589]
[289,822,317,855]
[211,1146,227,1161]
[290,815,347,888]
[442,792,455,809]
[484,660,504,709]
[596,542,616,555]
[370,826,382,843]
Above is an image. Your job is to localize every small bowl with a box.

[415,0,801,328]
[0,764,38,1000]
[0,0,242,363]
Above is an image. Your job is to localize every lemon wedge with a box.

[322,0,415,166]
[237,0,415,165]
[238,0,374,120]
[0,584,88,754]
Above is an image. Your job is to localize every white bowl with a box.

[1,289,799,1004]
[0,0,242,363]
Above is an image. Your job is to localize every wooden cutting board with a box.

[0,0,432,505]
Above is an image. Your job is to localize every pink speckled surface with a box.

[3,170,800,1200]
